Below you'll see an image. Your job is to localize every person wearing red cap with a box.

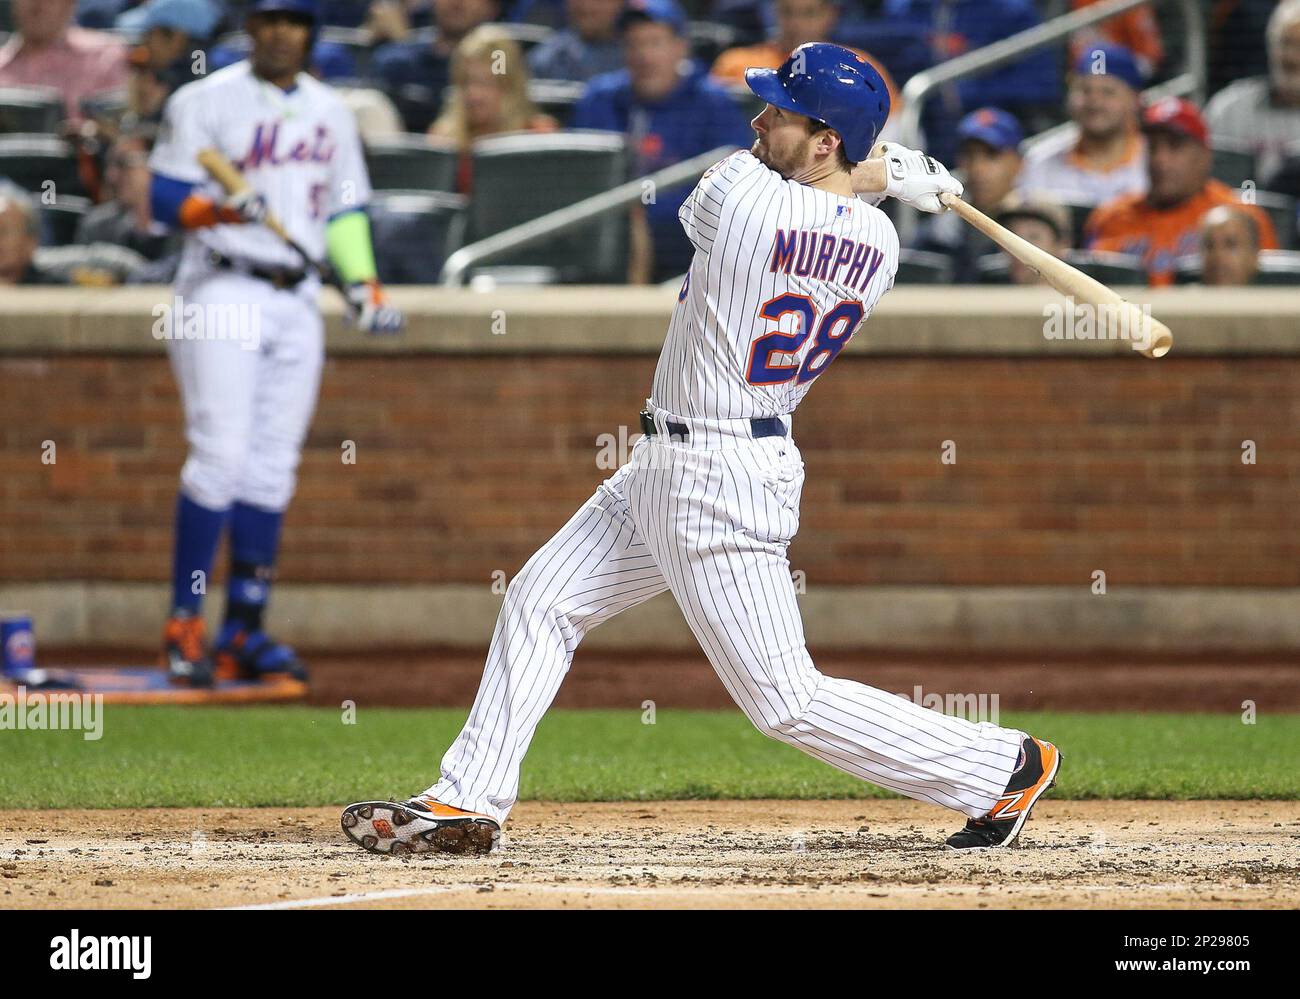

[1085,96,1278,286]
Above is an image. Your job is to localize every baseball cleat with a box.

[214,622,308,683]
[341,796,500,856]
[163,610,215,688]
[944,736,1062,851]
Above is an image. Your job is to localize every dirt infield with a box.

[3,801,1297,909]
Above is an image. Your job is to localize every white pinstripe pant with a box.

[429,421,1023,822]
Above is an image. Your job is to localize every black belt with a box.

[639,409,786,442]
[207,250,308,290]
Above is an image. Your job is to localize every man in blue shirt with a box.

[527,0,626,83]
[571,0,753,281]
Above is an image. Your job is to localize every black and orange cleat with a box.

[945,736,1062,851]
[341,796,500,856]
[162,610,214,688]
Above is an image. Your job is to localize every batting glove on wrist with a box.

[223,189,269,225]
[346,280,405,335]
[879,142,963,213]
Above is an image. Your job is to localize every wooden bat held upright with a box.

[939,192,1173,359]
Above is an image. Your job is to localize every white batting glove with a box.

[346,280,405,335]
[223,189,269,225]
[878,142,963,213]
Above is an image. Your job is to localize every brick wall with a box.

[2,353,1298,586]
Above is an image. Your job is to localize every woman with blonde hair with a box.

[430,26,559,192]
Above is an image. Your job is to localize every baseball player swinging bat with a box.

[197,147,355,314]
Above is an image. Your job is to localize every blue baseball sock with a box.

[170,493,229,614]
[225,502,284,632]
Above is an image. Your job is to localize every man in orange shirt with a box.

[1085,96,1278,286]
[710,0,897,124]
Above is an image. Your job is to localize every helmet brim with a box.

[745,67,800,116]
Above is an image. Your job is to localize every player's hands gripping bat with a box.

[938,192,1173,359]
[876,141,964,213]
[197,148,404,335]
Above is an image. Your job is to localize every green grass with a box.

[1,707,1296,808]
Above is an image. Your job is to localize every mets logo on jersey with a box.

[238,122,337,171]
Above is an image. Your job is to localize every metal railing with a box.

[440,145,737,286]
[899,0,1204,148]
[895,0,1204,244]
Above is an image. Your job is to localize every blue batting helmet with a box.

[745,43,891,163]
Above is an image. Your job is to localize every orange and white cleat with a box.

[341,796,500,856]
[162,610,214,688]
[944,736,1062,851]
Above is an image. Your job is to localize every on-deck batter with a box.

[151,0,403,688]
[343,43,1061,856]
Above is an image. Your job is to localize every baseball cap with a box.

[957,107,1023,152]
[1141,96,1209,146]
[619,0,688,35]
[1072,43,1144,91]
[117,0,222,38]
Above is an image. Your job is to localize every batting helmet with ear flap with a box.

[745,43,891,163]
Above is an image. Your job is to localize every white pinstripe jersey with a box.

[651,150,900,421]
[150,61,371,270]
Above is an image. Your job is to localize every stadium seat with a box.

[467,130,629,283]
[365,134,460,193]
[1252,190,1298,250]
[895,249,953,284]
[1254,250,1300,284]
[40,196,90,247]
[1210,140,1257,189]
[34,243,148,285]
[390,83,440,135]
[1062,249,1147,285]
[1054,195,1096,246]
[0,86,63,134]
[483,21,554,53]
[1173,250,1300,286]
[368,190,468,285]
[976,255,1011,283]
[0,134,86,198]
[317,25,372,77]
[528,79,586,129]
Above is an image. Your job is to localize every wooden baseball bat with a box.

[196,148,350,303]
[939,192,1173,359]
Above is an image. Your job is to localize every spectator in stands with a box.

[710,0,897,128]
[119,0,223,121]
[366,0,435,42]
[75,127,178,263]
[572,0,752,282]
[920,107,1022,281]
[1198,204,1262,286]
[431,27,559,191]
[996,194,1070,286]
[311,41,407,142]
[0,183,64,285]
[882,0,1059,162]
[0,0,129,124]
[1068,0,1163,78]
[527,0,626,83]
[1205,0,1300,188]
[1086,97,1278,287]
[372,0,500,117]
[1017,44,1146,208]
